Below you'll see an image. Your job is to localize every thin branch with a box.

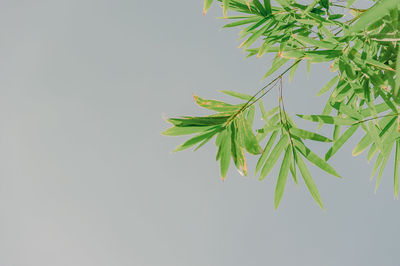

[353,113,400,125]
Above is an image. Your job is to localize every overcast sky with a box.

[0,1,399,266]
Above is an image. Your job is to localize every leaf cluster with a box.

[164,0,400,209]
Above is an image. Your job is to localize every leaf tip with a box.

[238,40,246,48]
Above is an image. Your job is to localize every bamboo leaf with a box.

[263,55,289,79]
[168,116,230,127]
[253,0,266,15]
[290,127,332,142]
[297,114,356,125]
[274,147,291,209]
[292,35,338,50]
[223,16,261,28]
[394,45,400,104]
[368,121,384,153]
[203,0,214,15]
[194,94,242,112]
[325,125,359,160]
[162,125,215,136]
[347,0,399,34]
[174,128,220,152]
[217,128,232,179]
[219,90,253,100]
[223,0,231,18]
[375,146,393,193]
[237,113,262,154]
[259,135,289,180]
[294,139,342,178]
[230,123,248,176]
[317,75,339,96]
[264,0,272,14]
[295,153,324,210]
[240,24,270,48]
[256,131,279,173]
[289,60,301,82]
[352,134,372,157]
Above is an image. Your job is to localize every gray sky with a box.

[0,1,399,266]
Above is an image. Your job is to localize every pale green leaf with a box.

[290,127,332,142]
[256,131,279,173]
[203,0,214,15]
[295,153,324,210]
[325,125,359,160]
[274,147,291,209]
[259,135,289,180]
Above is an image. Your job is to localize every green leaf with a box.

[203,0,214,15]
[347,0,399,34]
[256,131,279,173]
[394,45,400,104]
[305,50,342,63]
[239,23,270,48]
[275,0,290,8]
[290,127,332,142]
[347,0,356,8]
[352,133,372,156]
[218,128,232,179]
[162,125,215,136]
[264,0,272,14]
[219,90,253,100]
[295,152,324,210]
[253,0,266,15]
[174,128,220,152]
[257,41,273,58]
[223,0,231,18]
[330,102,363,120]
[329,14,344,20]
[289,60,301,82]
[368,121,384,153]
[263,56,289,79]
[319,0,329,10]
[297,114,356,125]
[294,139,341,178]
[317,76,339,96]
[325,125,359,160]
[194,94,241,112]
[289,151,298,185]
[375,145,394,193]
[247,105,255,127]
[333,124,341,141]
[274,147,291,209]
[168,116,230,127]
[259,103,279,122]
[223,16,262,28]
[360,102,390,117]
[230,123,248,176]
[292,35,338,50]
[259,134,289,180]
[237,114,262,155]
[371,153,384,181]
[352,116,397,156]
[367,143,378,163]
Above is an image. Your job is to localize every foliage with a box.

[163,0,400,209]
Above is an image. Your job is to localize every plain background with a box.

[0,1,399,265]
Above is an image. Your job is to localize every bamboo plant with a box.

[163,0,400,209]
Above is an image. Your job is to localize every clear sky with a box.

[0,1,399,266]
